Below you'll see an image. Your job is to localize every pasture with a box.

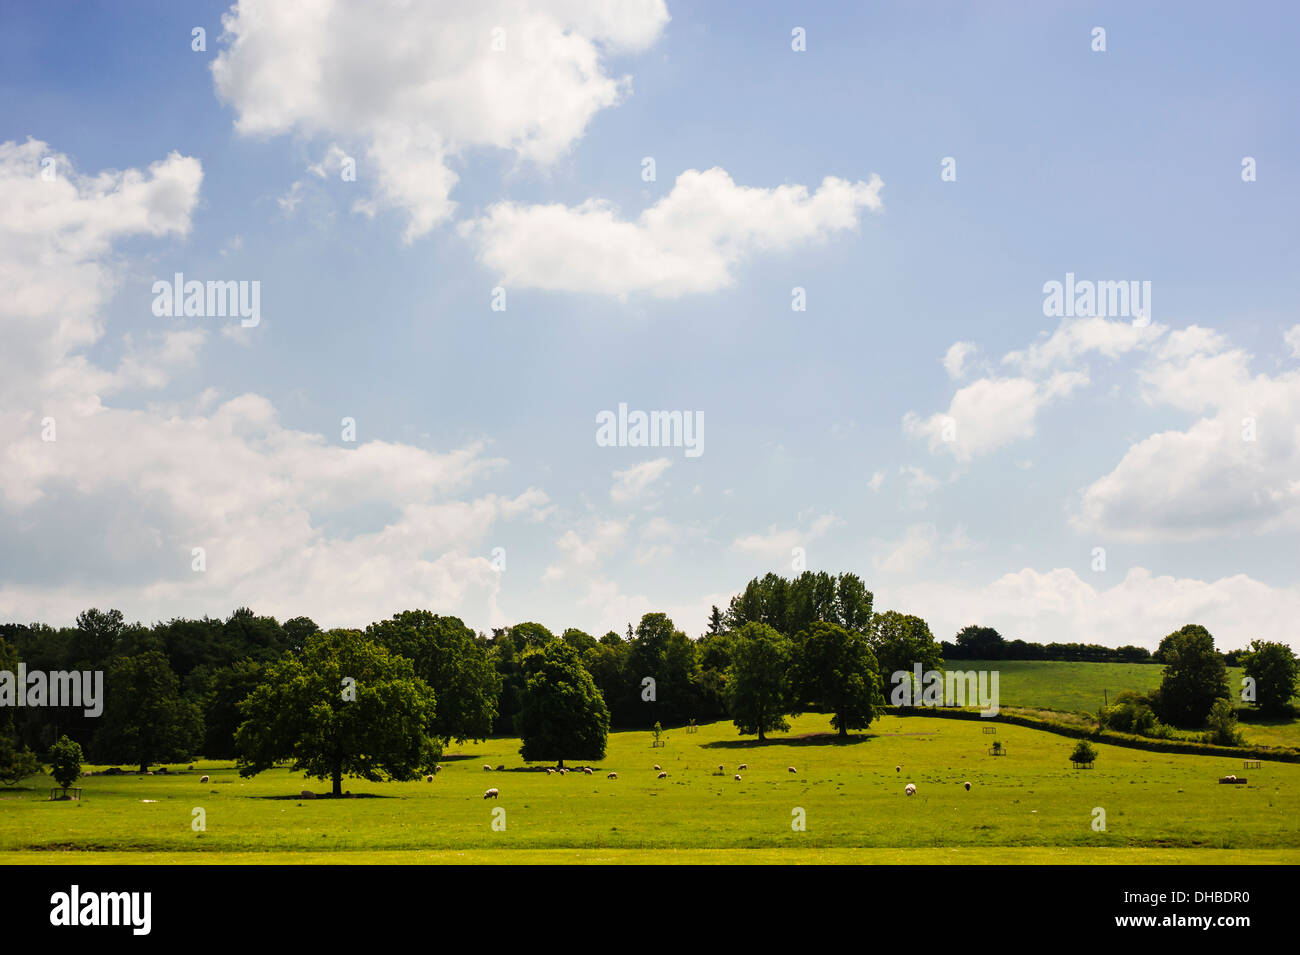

[2,712,1298,864]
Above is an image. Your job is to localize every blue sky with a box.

[1,1,1297,649]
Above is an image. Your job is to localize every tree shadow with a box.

[702,732,878,749]
[256,792,395,800]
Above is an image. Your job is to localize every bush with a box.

[48,735,84,790]
[1070,740,1098,765]
[1202,698,1244,747]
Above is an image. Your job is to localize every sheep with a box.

[200,775,210,784]
[584,767,593,775]
[654,764,661,771]
[433,765,442,774]
[904,783,916,796]
[895,765,901,773]
[483,788,499,799]
[607,772,618,779]
[734,774,742,781]
[546,768,555,775]
[738,763,748,770]
[483,764,492,772]
[788,766,797,773]
[425,775,434,783]
[300,790,316,799]
[559,768,568,775]
[963,781,971,791]
[657,771,668,779]
[717,764,724,773]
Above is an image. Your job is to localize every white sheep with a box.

[654,764,661,771]
[434,765,442,774]
[734,774,742,781]
[905,782,916,795]
[738,763,748,770]
[425,774,434,783]
[657,771,667,779]
[483,787,499,799]
[787,766,796,773]
[896,765,901,773]
[483,764,492,771]
[963,781,971,791]
[607,772,618,779]
[200,775,210,784]
[546,768,555,775]
[717,764,724,773]
[584,767,593,775]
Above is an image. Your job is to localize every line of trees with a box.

[2,575,1295,791]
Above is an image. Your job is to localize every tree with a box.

[516,641,609,767]
[561,628,598,654]
[870,611,944,686]
[1155,624,1228,727]
[953,625,1004,660]
[190,659,266,760]
[1069,740,1097,766]
[1241,640,1298,716]
[49,735,83,790]
[236,630,439,796]
[366,610,501,744]
[1203,698,1244,746]
[794,622,883,737]
[94,651,203,773]
[707,605,725,636]
[0,733,40,786]
[282,616,320,654]
[725,622,793,741]
[629,613,699,724]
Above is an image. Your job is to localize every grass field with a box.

[3,712,1297,864]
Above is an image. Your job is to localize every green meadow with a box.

[3,710,1298,864]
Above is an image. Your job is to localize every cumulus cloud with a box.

[610,457,671,503]
[903,371,1088,462]
[941,341,978,379]
[731,513,838,560]
[459,168,884,297]
[211,0,670,241]
[1076,332,1300,539]
[0,140,549,627]
[884,566,1300,651]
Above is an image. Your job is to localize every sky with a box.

[1,0,1297,650]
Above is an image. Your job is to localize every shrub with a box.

[48,735,84,790]
[1202,698,1244,747]
[1070,740,1098,765]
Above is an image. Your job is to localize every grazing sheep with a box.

[738,763,748,770]
[483,764,492,771]
[300,790,315,799]
[895,765,901,773]
[425,775,434,783]
[657,771,668,779]
[788,766,797,773]
[200,775,210,784]
[584,767,593,775]
[483,788,499,799]
[654,764,661,771]
[607,772,618,779]
[718,764,725,773]
[434,765,442,774]
[734,774,742,781]
[904,783,916,796]
[546,768,555,775]
[963,781,971,791]
[559,768,568,775]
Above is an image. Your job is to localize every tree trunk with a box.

[332,765,342,797]
[557,757,564,769]
[839,722,847,738]
[139,762,148,774]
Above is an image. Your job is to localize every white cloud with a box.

[884,566,1300,651]
[875,523,938,575]
[941,341,977,379]
[903,371,1088,462]
[0,140,549,628]
[1002,316,1165,374]
[610,457,671,503]
[459,168,884,297]
[212,0,670,241]
[731,513,838,559]
[867,470,885,492]
[1285,324,1300,360]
